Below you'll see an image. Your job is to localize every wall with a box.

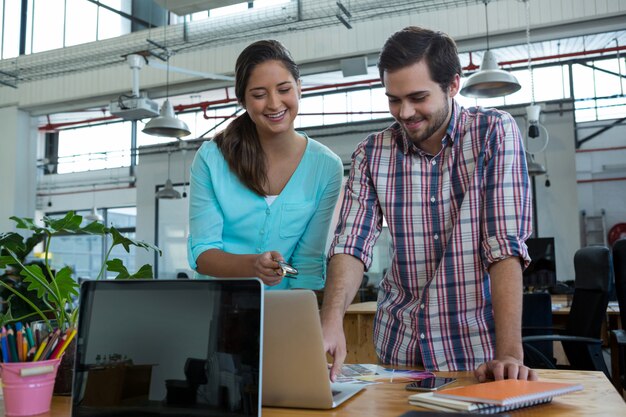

[575,120,626,244]
[0,107,37,231]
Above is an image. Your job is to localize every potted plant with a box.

[0,211,161,394]
[0,211,161,331]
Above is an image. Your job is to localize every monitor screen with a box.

[72,279,262,417]
[523,237,557,290]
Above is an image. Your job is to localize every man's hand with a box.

[474,356,538,382]
[322,319,347,382]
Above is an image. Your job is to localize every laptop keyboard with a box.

[338,364,376,377]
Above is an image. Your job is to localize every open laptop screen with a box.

[72,279,262,417]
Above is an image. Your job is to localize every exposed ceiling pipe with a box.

[38,44,626,132]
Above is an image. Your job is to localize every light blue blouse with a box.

[187,134,343,290]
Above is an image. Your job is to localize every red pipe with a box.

[576,145,626,153]
[39,115,116,132]
[498,45,626,67]
[36,184,135,197]
[577,176,626,184]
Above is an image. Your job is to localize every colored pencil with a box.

[7,329,18,363]
[32,337,49,362]
[0,326,8,363]
[52,328,77,360]
[25,323,36,349]
[40,329,61,361]
[15,323,24,361]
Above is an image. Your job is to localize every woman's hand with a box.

[253,251,285,286]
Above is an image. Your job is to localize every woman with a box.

[187,40,343,289]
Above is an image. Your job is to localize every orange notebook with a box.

[433,379,583,406]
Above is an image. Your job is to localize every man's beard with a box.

[402,98,450,147]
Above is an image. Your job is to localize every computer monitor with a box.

[523,237,557,290]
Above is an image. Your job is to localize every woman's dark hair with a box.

[214,40,300,196]
[377,26,461,92]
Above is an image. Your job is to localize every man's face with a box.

[384,60,459,153]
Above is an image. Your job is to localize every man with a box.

[321,26,536,383]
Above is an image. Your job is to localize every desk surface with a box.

[31,369,626,417]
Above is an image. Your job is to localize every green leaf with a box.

[128,264,154,279]
[106,258,130,279]
[81,221,107,235]
[0,255,18,268]
[9,216,41,232]
[20,264,50,298]
[52,266,80,299]
[45,211,83,233]
[109,228,161,255]
[0,232,25,252]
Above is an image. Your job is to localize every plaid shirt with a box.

[329,101,532,371]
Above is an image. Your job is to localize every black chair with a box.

[610,239,626,392]
[522,245,612,378]
[522,292,555,369]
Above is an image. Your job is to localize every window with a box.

[45,207,137,280]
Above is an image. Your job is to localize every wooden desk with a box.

[28,369,626,417]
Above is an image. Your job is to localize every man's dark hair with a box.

[378,26,462,92]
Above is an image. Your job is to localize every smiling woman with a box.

[187,40,343,291]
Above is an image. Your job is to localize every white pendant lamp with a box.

[460,0,521,98]
[84,185,104,222]
[143,99,191,137]
[156,151,181,200]
[142,4,190,139]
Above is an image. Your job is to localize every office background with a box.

[0,0,625,287]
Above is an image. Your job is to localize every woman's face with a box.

[243,60,301,139]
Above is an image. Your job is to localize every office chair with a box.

[522,292,556,369]
[522,245,612,378]
[610,239,626,392]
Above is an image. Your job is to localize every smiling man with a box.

[321,27,536,382]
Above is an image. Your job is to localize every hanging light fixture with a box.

[522,0,549,177]
[460,0,521,98]
[84,185,104,222]
[142,6,191,138]
[156,151,181,200]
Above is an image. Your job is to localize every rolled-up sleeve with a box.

[329,138,383,271]
[480,113,532,270]
[187,144,225,270]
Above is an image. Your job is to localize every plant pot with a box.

[30,320,76,396]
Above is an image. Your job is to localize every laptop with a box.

[262,290,364,409]
[71,279,263,417]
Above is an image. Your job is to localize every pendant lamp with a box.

[460,0,521,98]
[142,6,191,138]
[156,151,182,200]
[84,185,104,222]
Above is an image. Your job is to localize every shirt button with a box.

[430,196,436,203]
[420,333,425,339]
[256,248,262,252]
[420,304,425,309]
[431,160,437,165]
[265,209,270,215]
[260,229,264,235]
[434,234,439,240]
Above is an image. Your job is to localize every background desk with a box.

[28,369,626,417]
[345,297,622,364]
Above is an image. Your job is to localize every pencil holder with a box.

[0,358,61,416]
